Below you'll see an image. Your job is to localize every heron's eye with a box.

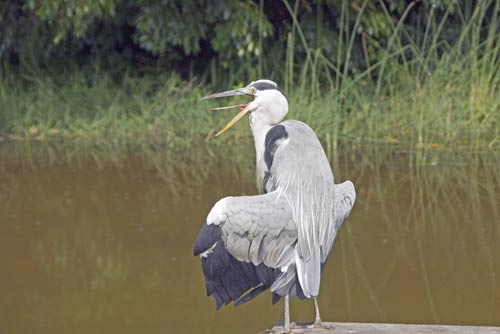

[250,87,257,95]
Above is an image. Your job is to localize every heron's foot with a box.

[274,321,334,333]
[270,326,291,334]
[313,320,333,329]
[260,328,286,334]
[283,322,298,333]
[270,321,297,333]
[302,320,333,330]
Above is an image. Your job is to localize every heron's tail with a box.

[270,262,308,301]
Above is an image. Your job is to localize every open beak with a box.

[202,88,254,136]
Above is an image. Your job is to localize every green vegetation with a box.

[3,1,500,84]
[0,0,499,175]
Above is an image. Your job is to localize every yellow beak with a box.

[202,88,254,136]
[214,105,250,136]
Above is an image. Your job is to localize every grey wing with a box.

[203,190,297,268]
[319,180,356,263]
[193,190,298,307]
[334,180,356,230]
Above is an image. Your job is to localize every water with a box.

[0,150,499,333]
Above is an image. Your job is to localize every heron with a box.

[193,79,356,331]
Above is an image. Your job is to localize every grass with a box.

[0,66,498,166]
[0,1,499,179]
[0,75,239,187]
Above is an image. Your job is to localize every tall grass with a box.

[0,1,499,177]
[279,0,500,152]
[0,74,254,188]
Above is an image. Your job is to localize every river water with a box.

[0,149,499,333]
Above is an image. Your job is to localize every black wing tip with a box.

[193,242,201,256]
[193,239,203,256]
[193,223,221,256]
[234,285,270,307]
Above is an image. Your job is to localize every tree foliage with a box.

[0,0,496,84]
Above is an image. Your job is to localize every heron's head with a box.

[202,79,288,136]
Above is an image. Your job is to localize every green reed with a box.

[0,1,499,180]
[0,69,498,188]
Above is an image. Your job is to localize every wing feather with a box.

[207,190,298,269]
[334,180,356,229]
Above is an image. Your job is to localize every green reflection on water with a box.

[0,148,499,333]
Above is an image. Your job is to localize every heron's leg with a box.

[313,297,322,326]
[284,295,290,331]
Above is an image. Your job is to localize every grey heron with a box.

[193,79,356,331]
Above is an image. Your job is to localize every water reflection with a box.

[0,149,499,333]
[333,148,500,325]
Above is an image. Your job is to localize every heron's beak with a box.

[201,88,254,136]
[201,88,248,100]
[213,105,251,136]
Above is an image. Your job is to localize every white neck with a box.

[245,90,289,190]
[249,113,273,188]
